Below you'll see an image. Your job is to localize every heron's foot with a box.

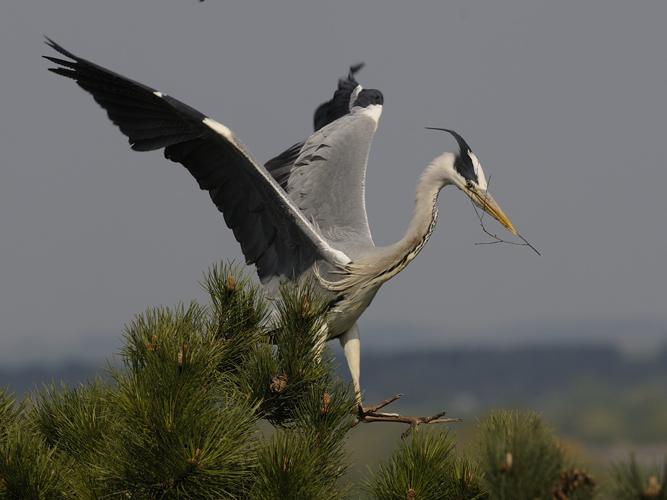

[354,394,462,437]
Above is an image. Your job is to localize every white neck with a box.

[374,159,453,284]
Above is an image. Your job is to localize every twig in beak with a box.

[471,176,541,256]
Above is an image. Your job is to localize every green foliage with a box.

[31,380,113,498]
[0,426,72,499]
[448,456,489,500]
[252,424,350,500]
[0,264,637,498]
[105,302,258,498]
[0,390,20,438]
[610,454,667,500]
[477,410,564,500]
[33,380,112,462]
[235,279,336,426]
[242,279,356,498]
[0,264,359,498]
[202,262,269,375]
[368,429,486,500]
[1,391,72,499]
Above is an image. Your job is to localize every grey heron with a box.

[45,39,516,418]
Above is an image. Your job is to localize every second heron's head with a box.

[427,127,517,235]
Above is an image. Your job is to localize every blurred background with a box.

[1,0,665,474]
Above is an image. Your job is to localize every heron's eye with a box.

[466,180,474,189]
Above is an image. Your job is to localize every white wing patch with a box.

[203,117,234,141]
[153,91,164,98]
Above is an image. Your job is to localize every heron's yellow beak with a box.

[469,188,517,236]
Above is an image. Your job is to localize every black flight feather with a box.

[44,37,319,282]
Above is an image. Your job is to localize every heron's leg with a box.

[338,326,395,414]
[339,324,361,404]
[337,331,460,432]
[339,324,403,419]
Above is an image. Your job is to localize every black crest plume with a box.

[425,127,472,155]
[426,127,479,184]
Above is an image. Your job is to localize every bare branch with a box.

[359,410,462,438]
[364,393,403,413]
[353,394,462,437]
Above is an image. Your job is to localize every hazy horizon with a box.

[2,317,664,368]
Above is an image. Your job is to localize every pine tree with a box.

[0,262,635,499]
[367,430,485,499]
[475,410,595,500]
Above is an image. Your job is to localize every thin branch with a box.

[359,411,462,439]
[364,393,403,413]
[353,394,462,437]
[471,175,541,256]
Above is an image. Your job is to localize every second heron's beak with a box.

[468,187,517,235]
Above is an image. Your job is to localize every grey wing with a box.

[286,109,380,248]
[44,38,349,283]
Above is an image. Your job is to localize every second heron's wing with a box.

[264,64,365,190]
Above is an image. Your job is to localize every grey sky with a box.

[1,1,665,365]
